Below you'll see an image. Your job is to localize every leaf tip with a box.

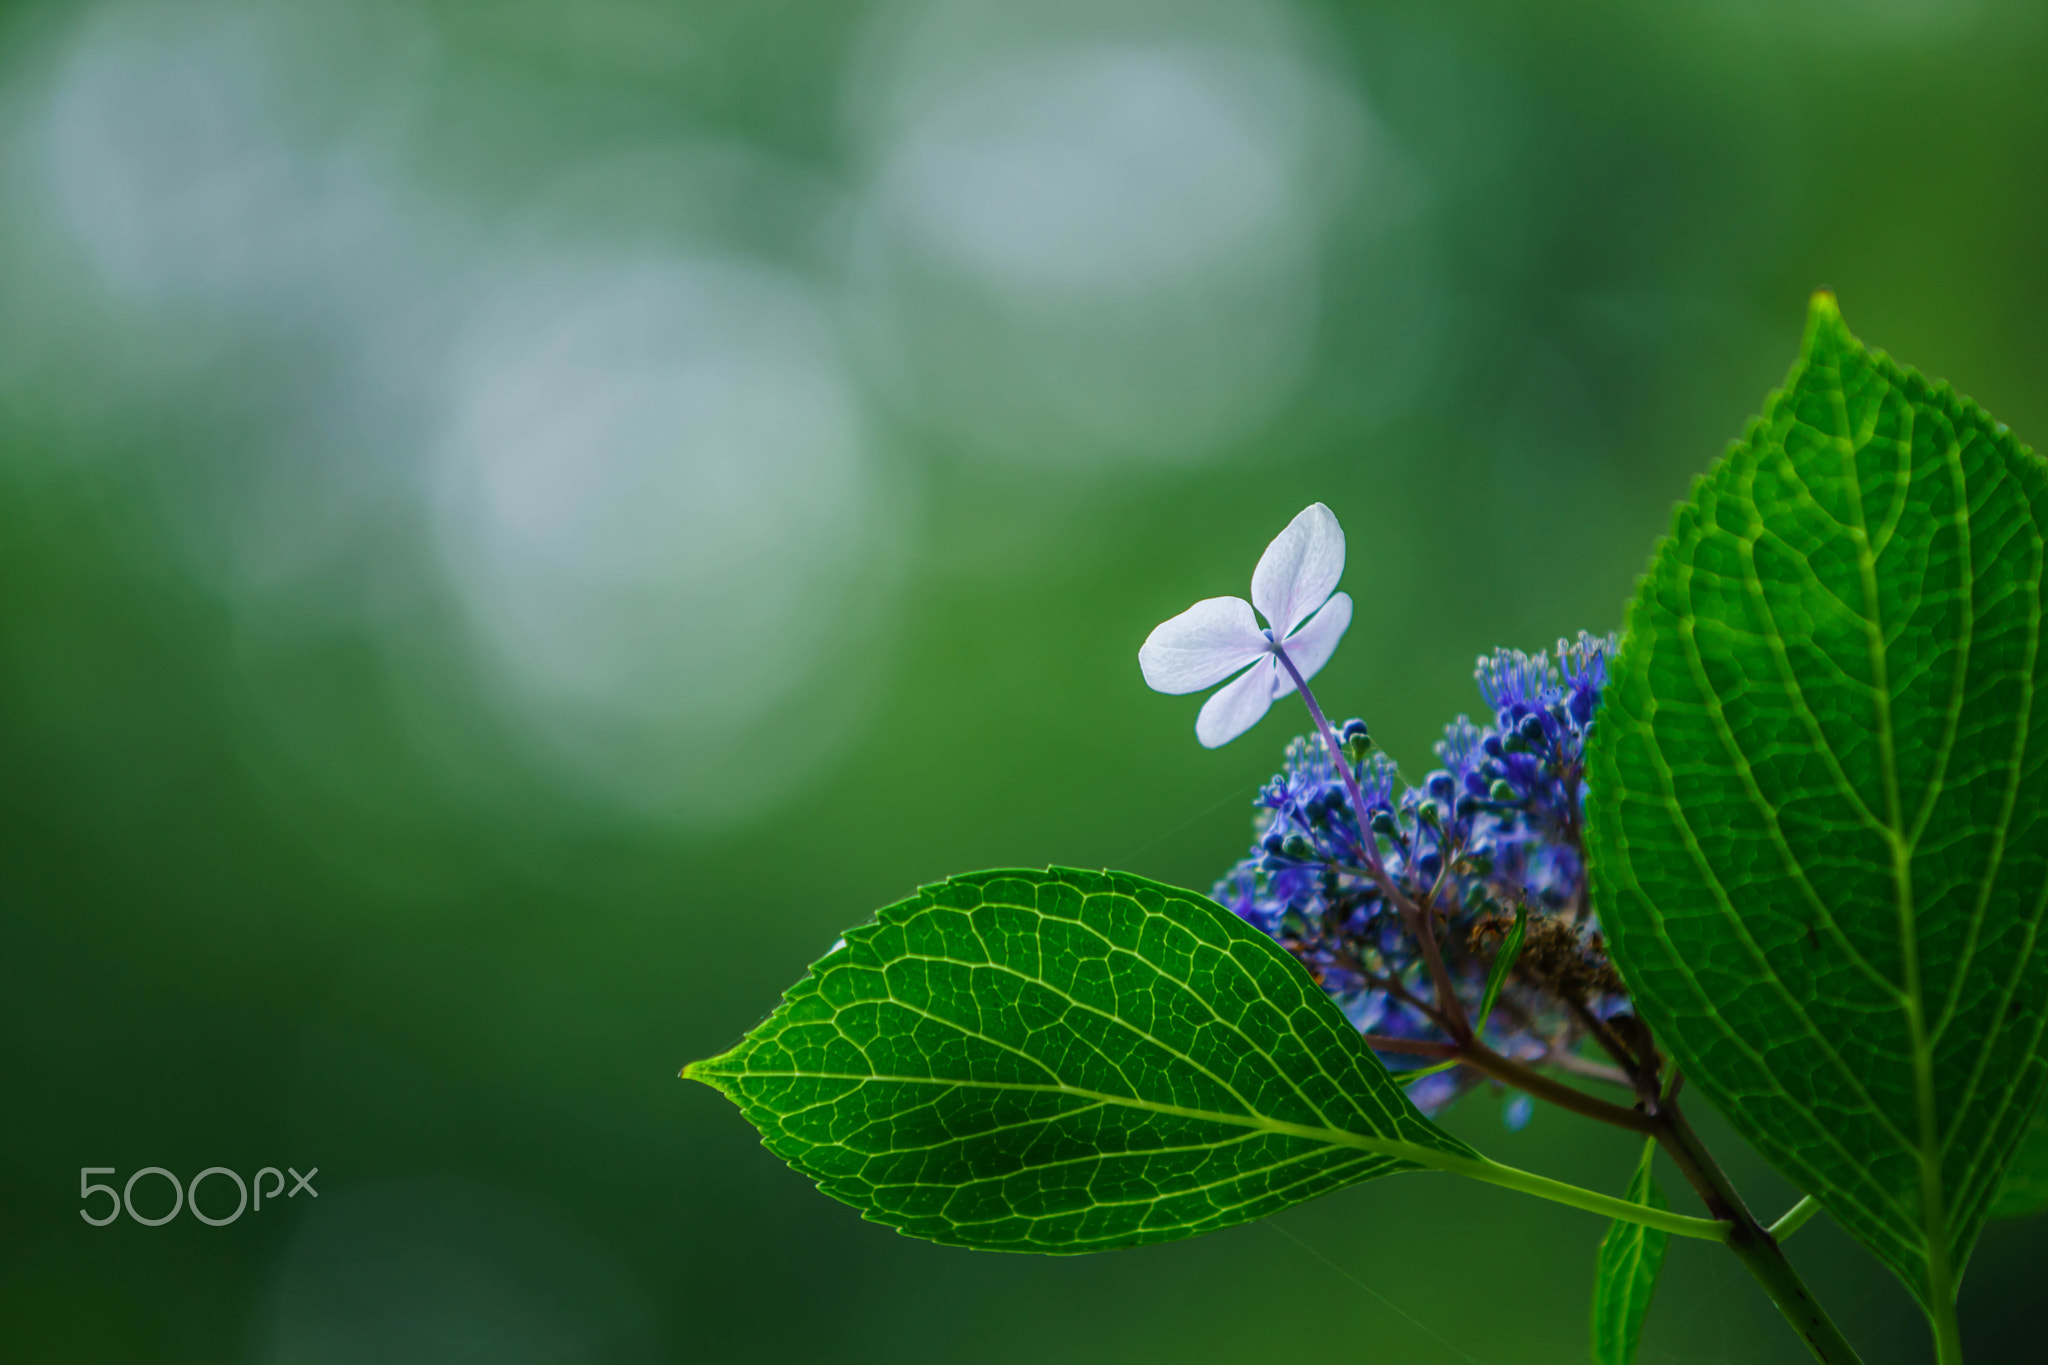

[1801,288,1849,357]
[680,1055,735,1092]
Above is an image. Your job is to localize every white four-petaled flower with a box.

[1138,502,1353,748]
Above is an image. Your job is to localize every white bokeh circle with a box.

[431,256,903,823]
[845,0,1367,467]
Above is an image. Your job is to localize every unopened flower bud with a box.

[1338,718,1372,764]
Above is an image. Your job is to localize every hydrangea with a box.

[1213,632,1630,1116]
[1138,503,1353,748]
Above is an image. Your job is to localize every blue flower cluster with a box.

[1212,632,1629,1116]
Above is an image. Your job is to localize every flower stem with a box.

[1455,1038,1658,1134]
[1358,1034,1457,1059]
[1542,1048,1635,1088]
[1271,645,1473,1041]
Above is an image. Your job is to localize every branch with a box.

[1653,1100,1863,1364]
[1359,1034,1457,1059]
[1542,1049,1635,1089]
[1454,1039,1658,1135]
[1331,953,1452,1032]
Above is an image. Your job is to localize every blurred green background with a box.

[3,0,2046,1360]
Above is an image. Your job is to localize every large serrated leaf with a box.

[687,867,1479,1252]
[1587,294,2048,1314]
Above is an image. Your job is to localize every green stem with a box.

[1454,1005,1862,1361]
[1426,1152,1729,1242]
[1458,997,1861,1362]
[1719,1223,1865,1365]
[1655,1103,1864,1365]
[1929,1299,1965,1365]
[1768,1194,1822,1241]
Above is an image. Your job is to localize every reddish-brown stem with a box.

[1404,892,1469,1043]
[1359,1034,1457,1059]
[1561,993,1641,1074]
[1330,955,1451,1032]
[1543,1050,1634,1088]
[1453,1038,1658,1135]
[1558,990,1664,1112]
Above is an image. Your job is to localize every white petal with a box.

[1138,596,1270,695]
[1195,656,1279,748]
[1250,503,1345,639]
[1270,592,1353,701]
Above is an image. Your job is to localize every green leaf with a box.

[1591,1138,1672,1365]
[1475,900,1529,1037]
[1990,1109,2048,1219]
[1587,293,2048,1315]
[687,868,1480,1252]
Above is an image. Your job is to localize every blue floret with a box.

[1212,631,1628,1116]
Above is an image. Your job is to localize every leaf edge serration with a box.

[1586,291,2048,1312]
